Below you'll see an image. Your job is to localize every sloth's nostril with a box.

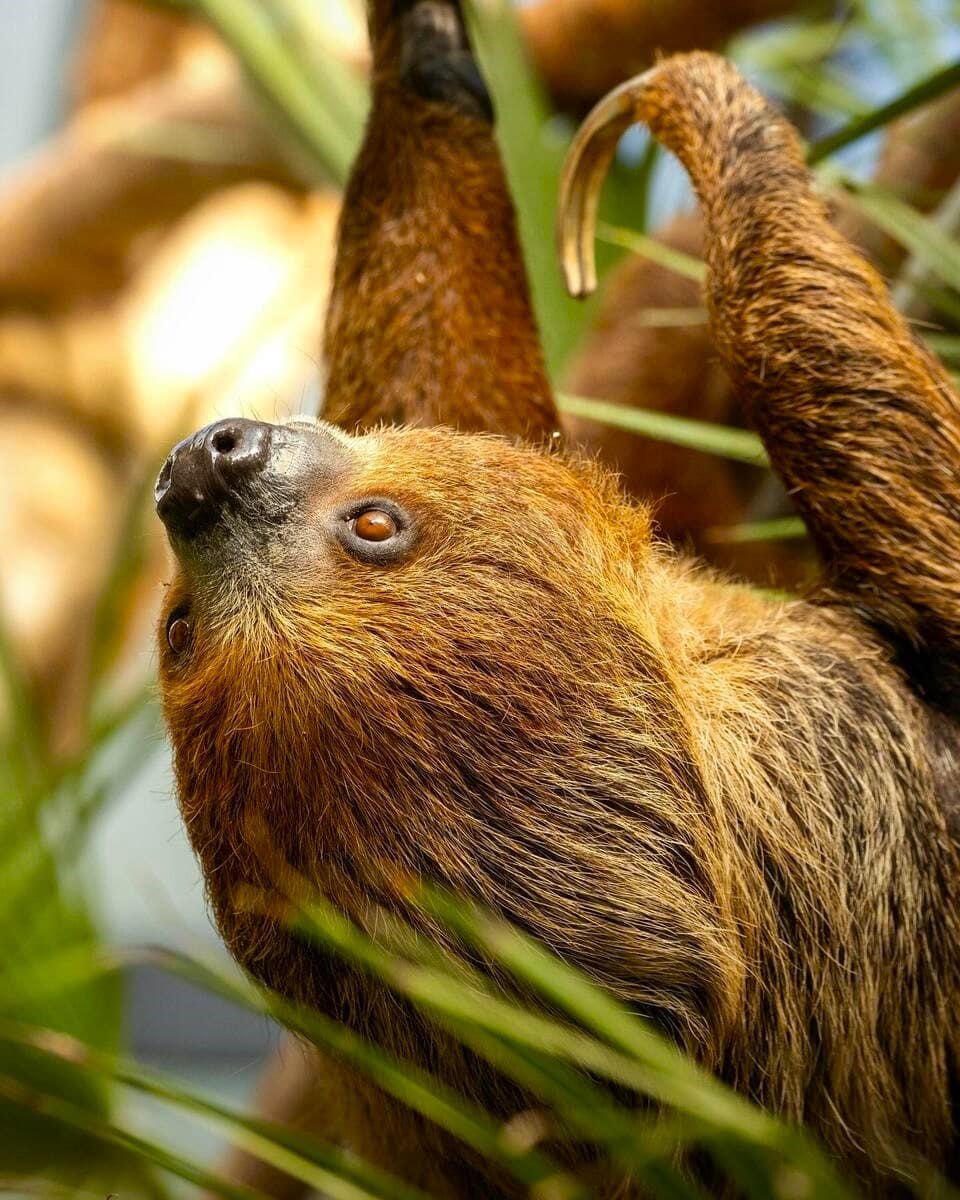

[157,418,276,539]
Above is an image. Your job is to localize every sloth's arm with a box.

[559,51,960,711]
[322,0,558,441]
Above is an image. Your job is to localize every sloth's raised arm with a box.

[322,0,558,441]
[559,51,960,709]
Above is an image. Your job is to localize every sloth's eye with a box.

[167,610,192,654]
[337,500,414,563]
[353,509,398,542]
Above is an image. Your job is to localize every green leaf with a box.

[808,58,960,164]
[285,909,708,1197]
[0,611,49,802]
[705,517,807,544]
[141,947,588,1199]
[823,172,960,296]
[594,223,707,283]
[0,1023,438,1200]
[262,888,859,1200]
[893,177,960,316]
[424,896,858,1200]
[190,0,366,184]
[466,0,591,377]
[557,394,769,465]
[771,63,868,120]
[0,1072,264,1200]
[923,332,960,362]
[916,282,960,325]
[633,308,709,327]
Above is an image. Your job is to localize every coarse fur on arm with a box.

[557,50,960,1186]
[323,0,559,441]
[560,51,960,712]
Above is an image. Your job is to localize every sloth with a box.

[156,36,960,1200]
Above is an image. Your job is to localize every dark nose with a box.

[156,418,273,538]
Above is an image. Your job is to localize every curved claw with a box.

[556,67,661,300]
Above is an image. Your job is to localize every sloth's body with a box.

[157,33,960,1200]
[160,424,960,1196]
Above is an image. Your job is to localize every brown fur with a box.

[562,213,816,586]
[160,53,960,1196]
[565,86,960,585]
[325,2,796,588]
[632,60,960,710]
[323,0,558,440]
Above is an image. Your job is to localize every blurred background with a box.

[2,0,960,1195]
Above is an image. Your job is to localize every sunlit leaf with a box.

[191,0,366,183]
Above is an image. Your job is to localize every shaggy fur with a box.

[562,212,817,586]
[322,0,558,440]
[159,51,960,1197]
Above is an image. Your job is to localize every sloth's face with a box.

[155,416,651,672]
[155,416,658,887]
[155,417,653,862]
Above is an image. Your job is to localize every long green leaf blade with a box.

[557,394,769,465]
[808,59,960,164]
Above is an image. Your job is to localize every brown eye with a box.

[354,509,398,542]
[167,616,191,654]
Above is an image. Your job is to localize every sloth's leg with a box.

[322,0,558,441]
[558,51,960,710]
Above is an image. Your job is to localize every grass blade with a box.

[423,895,858,1200]
[138,948,590,1200]
[557,394,769,465]
[0,612,49,802]
[808,59,960,164]
[266,891,853,1200]
[0,1024,438,1200]
[594,223,707,283]
[466,0,592,376]
[192,0,364,183]
[924,332,960,362]
[821,172,960,296]
[633,308,708,327]
[0,1073,265,1200]
[705,517,807,544]
[894,177,960,316]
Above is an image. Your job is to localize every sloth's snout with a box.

[156,418,273,540]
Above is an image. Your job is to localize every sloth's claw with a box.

[557,68,661,300]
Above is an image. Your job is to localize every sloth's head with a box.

[156,416,658,722]
[155,417,738,1054]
